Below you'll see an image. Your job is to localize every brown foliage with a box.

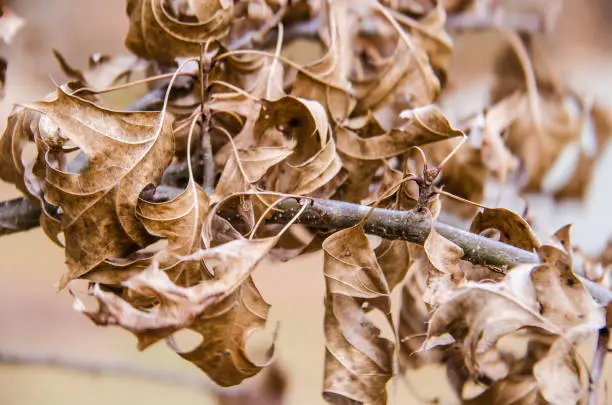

[0,0,611,404]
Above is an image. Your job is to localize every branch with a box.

[0,197,42,236]
[5,188,612,305]
[590,328,610,405]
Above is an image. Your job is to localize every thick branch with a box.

[0,197,42,236]
[3,193,612,305]
[267,198,537,268]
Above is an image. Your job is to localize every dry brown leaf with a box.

[136,181,210,285]
[212,146,293,202]
[336,105,462,160]
[480,92,524,181]
[176,277,274,387]
[54,50,149,91]
[322,225,394,404]
[351,1,443,113]
[125,0,232,63]
[470,207,540,252]
[79,235,280,386]
[423,265,560,374]
[291,0,355,121]
[422,225,465,307]
[323,295,394,405]
[0,107,46,199]
[505,92,583,194]
[532,332,589,405]
[424,225,464,274]
[398,257,444,371]
[25,88,174,287]
[531,226,604,331]
[253,96,343,196]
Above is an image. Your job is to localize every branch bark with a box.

[3,191,612,305]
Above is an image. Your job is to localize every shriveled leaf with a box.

[533,332,589,405]
[398,258,443,370]
[323,295,394,405]
[424,265,559,373]
[0,107,46,199]
[424,225,464,274]
[125,0,232,63]
[336,105,462,160]
[323,225,391,310]
[470,207,540,252]
[292,0,355,121]
[26,88,174,287]
[252,97,343,196]
[136,181,210,285]
[351,2,442,113]
[480,92,524,181]
[212,146,293,202]
[322,225,394,404]
[176,277,274,387]
[79,235,280,385]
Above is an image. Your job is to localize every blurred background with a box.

[1,1,612,404]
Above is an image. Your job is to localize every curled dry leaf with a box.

[422,224,465,307]
[254,96,343,196]
[53,50,150,91]
[212,146,293,202]
[532,331,590,405]
[291,0,355,121]
[25,88,174,287]
[336,105,462,160]
[423,265,560,375]
[0,107,46,199]
[79,235,281,386]
[351,1,443,113]
[480,92,524,181]
[322,225,394,404]
[470,207,540,252]
[505,92,584,194]
[398,257,444,371]
[125,0,232,63]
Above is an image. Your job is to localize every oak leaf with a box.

[125,0,232,63]
[25,88,174,287]
[322,225,394,404]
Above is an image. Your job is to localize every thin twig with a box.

[590,328,610,405]
[0,350,234,394]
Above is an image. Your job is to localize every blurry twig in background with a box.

[0,350,220,393]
